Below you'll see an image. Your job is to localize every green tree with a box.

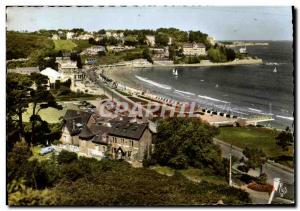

[207,48,227,63]
[7,73,33,138]
[57,150,78,164]
[98,29,106,35]
[155,32,169,47]
[29,73,62,144]
[276,127,294,151]
[243,147,266,169]
[151,118,224,174]
[7,140,32,182]
[124,35,138,46]
[142,48,153,63]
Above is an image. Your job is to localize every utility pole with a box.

[229,144,233,186]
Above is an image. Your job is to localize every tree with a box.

[151,117,224,174]
[243,147,266,170]
[155,32,169,47]
[223,48,236,61]
[276,127,294,151]
[7,73,33,138]
[7,140,32,182]
[124,35,138,46]
[207,48,227,63]
[57,150,78,164]
[98,29,106,35]
[29,73,63,144]
[142,48,153,64]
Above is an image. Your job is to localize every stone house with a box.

[60,110,152,163]
[182,42,207,56]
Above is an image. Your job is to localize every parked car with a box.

[40,146,55,156]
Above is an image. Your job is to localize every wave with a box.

[230,109,249,115]
[248,107,263,113]
[265,62,279,66]
[135,75,172,90]
[276,115,294,121]
[174,89,195,96]
[197,95,229,104]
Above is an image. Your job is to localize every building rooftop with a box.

[64,109,92,135]
[79,125,94,140]
[108,119,148,140]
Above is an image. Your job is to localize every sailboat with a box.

[273,66,277,73]
[172,68,178,77]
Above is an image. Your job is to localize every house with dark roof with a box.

[60,110,94,147]
[60,110,152,163]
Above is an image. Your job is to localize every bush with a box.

[239,174,256,184]
[237,165,249,173]
[52,140,61,145]
[256,173,267,185]
[57,150,78,164]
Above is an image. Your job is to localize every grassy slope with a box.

[81,47,145,65]
[54,40,77,51]
[216,127,294,167]
[151,165,227,185]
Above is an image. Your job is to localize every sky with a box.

[6,6,293,40]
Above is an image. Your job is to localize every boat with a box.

[172,68,178,77]
[273,66,277,73]
[215,84,219,88]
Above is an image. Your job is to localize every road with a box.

[213,138,294,202]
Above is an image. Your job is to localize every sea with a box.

[111,41,294,129]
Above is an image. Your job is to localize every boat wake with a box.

[248,107,263,113]
[197,95,229,104]
[135,75,172,90]
[276,115,294,121]
[265,62,279,66]
[174,89,196,96]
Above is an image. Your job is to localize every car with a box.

[39,146,55,156]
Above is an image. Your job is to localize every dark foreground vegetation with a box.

[8,142,250,206]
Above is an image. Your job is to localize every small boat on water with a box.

[172,68,178,77]
[273,66,277,73]
[215,84,219,88]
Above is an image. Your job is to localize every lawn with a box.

[150,165,227,185]
[81,47,145,65]
[22,102,78,123]
[216,127,294,167]
[54,40,77,51]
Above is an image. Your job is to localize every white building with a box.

[52,34,60,40]
[66,32,75,40]
[207,36,216,46]
[107,45,135,52]
[145,35,155,47]
[74,33,94,40]
[40,67,62,84]
[80,46,106,56]
[56,58,78,76]
[150,47,169,60]
[182,42,207,56]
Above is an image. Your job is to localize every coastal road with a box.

[213,138,294,201]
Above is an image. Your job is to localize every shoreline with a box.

[96,58,264,69]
